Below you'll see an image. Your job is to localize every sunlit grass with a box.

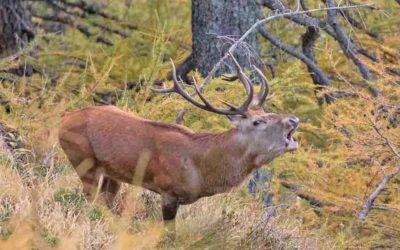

[0,0,399,249]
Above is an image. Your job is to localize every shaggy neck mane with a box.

[188,128,258,196]
[147,120,256,171]
[190,128,239,143]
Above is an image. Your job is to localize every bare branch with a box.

[258,26,334,103]
[370,119,400,160]
[32,13,113,46]
[90,22,129,38]
[338,7,381,39]
[199,2,375,91]
[281,181,334,207]
[325,0,372,80]
[358,167,399,220]
[57,0,122,23]
[358,118,400,220]
[261,0,378,62]
[175,109,189,124]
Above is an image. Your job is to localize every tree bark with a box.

[0,0,35,56]
[190,0,261,76]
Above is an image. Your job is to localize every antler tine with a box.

[151,87,176,94]
[150,61,178,94]
[229,52,254,114]
[252,66,269,109]
[151,59,206,110]
[150,83,176,94]
[152,59,246,116]
[191,76,249,116]
[168,59,212,111]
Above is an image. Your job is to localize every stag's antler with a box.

[152,54,252,116]
[221,66,269,111]
[251,66,269,110]
[152,53,271,116]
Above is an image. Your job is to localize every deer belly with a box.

[95,147,155,187]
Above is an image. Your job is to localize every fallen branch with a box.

[33,14,113,46]
[30,0,135,46]
[58,0,122,23]
[280,181,333,208]
[386,67,400,77]
[327,90,358,99]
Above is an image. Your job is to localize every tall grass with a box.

[0,0,399,249]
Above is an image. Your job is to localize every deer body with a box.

[59,105,281,203]
[59,55,299,233]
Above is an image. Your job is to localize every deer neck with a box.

[190,128,259,196]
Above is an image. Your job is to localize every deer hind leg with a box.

[79,168,122,213]
[101,177,121,214]
[79,166,105,202]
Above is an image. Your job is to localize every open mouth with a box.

[285,127,298,150]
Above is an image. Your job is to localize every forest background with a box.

[0,0,399,249]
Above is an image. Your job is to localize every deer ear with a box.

[227,115,245,127]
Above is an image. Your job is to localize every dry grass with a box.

[0,0,399,249]
[0,146,330,250]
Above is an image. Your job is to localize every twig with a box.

[259,27,330,86]
[260,0,377,61]
[358,118,400,220]
[258,26,334,104]
[358,167,399,220]
[198,2,375,91]
[325,0,372,80]
[338,7,380,39]
[370,119,400,159]
[175,109,189,124]
[280,181,333,208]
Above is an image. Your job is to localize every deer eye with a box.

[253,120,265,126]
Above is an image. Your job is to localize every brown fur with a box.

[59,104,299,224]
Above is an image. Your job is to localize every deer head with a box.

[152,54,299,163]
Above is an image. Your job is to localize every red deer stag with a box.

[58,55,299,233]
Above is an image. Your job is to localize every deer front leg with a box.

[161,194,179,239]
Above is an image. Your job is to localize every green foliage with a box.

[0,0,398,249]
[54,163,73,175]
[0,227,12,240]
[41,228,59,247]
[0,199,14,222]
[88,206,104,222]
[53,189,85,210]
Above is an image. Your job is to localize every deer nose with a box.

[288,117,299,128]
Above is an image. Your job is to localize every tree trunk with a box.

[0,0,35,56]
[189,0,261,76]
